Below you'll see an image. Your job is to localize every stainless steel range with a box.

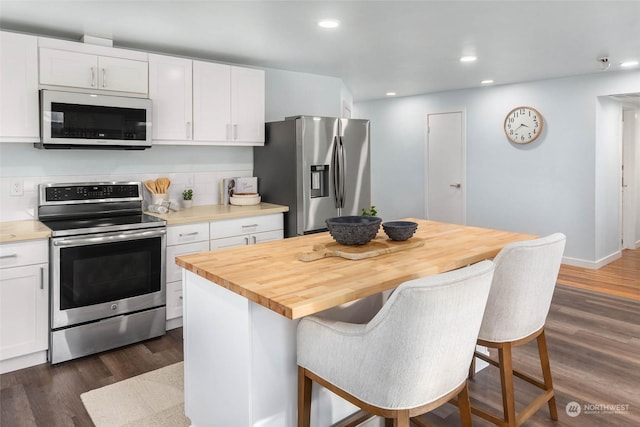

[38,182,167,364]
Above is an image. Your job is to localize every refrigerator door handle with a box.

[332,136,341,208]
[338,136,346,209]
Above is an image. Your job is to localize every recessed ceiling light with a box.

[386,92,397,96]
[460,56,477,63]
[481,80,494,85]
[620,60,639,68]
[318,19,340,29]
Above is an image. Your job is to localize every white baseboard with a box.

[0,350,48,374]
[166,316,183,330]
[562,250,622,270]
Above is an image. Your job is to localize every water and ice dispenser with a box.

[310,165,329,198]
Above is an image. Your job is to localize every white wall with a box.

[354,71,640,265]
[0,65,347,221]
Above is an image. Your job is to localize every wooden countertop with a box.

[0,220,51,243]
[146,203,288,225]
[176,218,537,320]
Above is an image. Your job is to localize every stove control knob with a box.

[111,304,117,311]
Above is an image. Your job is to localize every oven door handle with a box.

[52,228,166,247]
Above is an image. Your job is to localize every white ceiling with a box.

[1,1,639,102]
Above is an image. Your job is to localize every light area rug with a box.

[81,362,190,427]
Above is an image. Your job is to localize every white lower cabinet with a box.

[210,214,283,249]
[165,223,209,325]
[0,240,49,374]
[165,214,284,328]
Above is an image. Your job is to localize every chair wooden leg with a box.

[396,411,410,427]
[385,418,394,427]
[297,366,312,427]
[537,330,558,420]
[457,382,473,427]
[498,343,516,427]
[469,355,476,379]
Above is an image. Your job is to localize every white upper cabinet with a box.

[150,56,265,145]
[148,54,193,141]
[193,61,231,142]
[0,31,40,142]
[39,48,148,94]
[231,66,265,143]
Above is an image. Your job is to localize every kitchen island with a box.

[176,219,537,427]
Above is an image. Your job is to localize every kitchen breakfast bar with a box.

[175,219,536,427]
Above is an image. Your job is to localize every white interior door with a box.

[426,111,465,224]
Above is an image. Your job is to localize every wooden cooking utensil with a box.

[155,177,170,193]
[144,180,157,194]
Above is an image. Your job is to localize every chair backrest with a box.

[478,233,566,343]
[342,260,495,409]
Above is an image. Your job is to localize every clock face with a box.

[504,106,543,144]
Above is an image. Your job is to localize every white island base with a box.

[182,270,489,427]
[183,270,386,427]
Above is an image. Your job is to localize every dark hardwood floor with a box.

[0,328,183,427]
[558,248,640,301]
[2,257,639,426]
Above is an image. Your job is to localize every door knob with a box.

[449,184,461,188]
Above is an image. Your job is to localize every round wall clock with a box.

[503,106,543,144]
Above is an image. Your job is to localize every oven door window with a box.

[59,237,161,309]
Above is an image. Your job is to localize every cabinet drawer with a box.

[167,222,209,246]
[210,230,283,251]
[166,240,209,282]
[209,214,282,240]
[0,240,48,269]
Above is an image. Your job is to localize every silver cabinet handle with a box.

[39,267,44,290]
[102,68,107,88]
[252,236,257,244]
[233,124,238,140]
[450,184,461,188]
[241,224,258,228]
[0,253,18,259]
[244,237,249,245]
[91,67,96,87]
[179,232,199,237]
[186,121,192,139]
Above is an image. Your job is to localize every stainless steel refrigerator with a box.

[254,116,371,238]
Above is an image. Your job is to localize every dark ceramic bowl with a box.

[325,216,382,245]
[382,221,418,241]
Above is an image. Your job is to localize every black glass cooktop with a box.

[42,214,166,237]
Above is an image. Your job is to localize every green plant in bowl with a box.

[361,205,377,216]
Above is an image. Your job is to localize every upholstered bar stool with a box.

[469,233,566,427]
[297,260,495,427]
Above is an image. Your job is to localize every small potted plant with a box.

[182,188,193,209]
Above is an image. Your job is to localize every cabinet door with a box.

[39,47,97,89]
[166,240,209,283]
[251,230,284,244]
[0,264,48,361]
[148,54,193,141]
[193,61,231,141]
[166,280,184,320]
[98,56,148,94]
[231,66,265,143]
[0,32,40,142]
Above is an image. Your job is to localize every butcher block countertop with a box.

[0,220,51,243]
[146,203,288,225]
[176,218,537,320]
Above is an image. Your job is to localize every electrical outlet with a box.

[9,180,24,197]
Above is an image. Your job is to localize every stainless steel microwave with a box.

[36,90,152,150]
